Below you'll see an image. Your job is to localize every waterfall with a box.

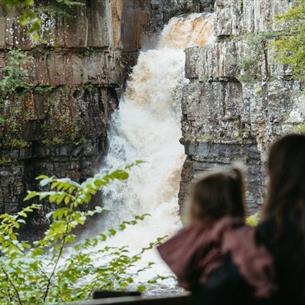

[96,13,214,286]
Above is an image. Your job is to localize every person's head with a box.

[264,134,305,234]
[188,166,246,225]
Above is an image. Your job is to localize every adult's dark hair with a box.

[189,166,246,224]
[264,134,305,238]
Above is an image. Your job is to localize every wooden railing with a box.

[70,292,192,305]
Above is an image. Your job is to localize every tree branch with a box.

[1,265,23,305]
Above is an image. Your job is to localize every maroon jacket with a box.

[158,217,276,298]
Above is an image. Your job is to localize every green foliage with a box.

[3,0,85,43]
[33,85,54,95]
[0,161,164,304]
[0,48,32,127]
[272,0,305,82]
[0,49,32,98]
[238,1,305,83]
[246,213,260,227]
[42,137,64,146]
[0,156,13,165]
[9,138,30,148]
[238,32,277,82]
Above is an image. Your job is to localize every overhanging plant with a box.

[0,161,165,304]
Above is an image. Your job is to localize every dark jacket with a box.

[193,255,256,305]
[255,218,305,304]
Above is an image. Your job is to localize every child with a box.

[158,166,275,298]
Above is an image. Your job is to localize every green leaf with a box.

[109,228,117,236]
[137,285,146,293]
[23,191,38,201]
[111,170,129,181]
[36,175,49,180]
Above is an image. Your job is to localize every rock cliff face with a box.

[179,0,305,213]
[0,0,209,233]
[0,0,153,230]
[149,0,214,31]
[1,0,300,224]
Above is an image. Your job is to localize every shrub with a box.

[0,162,164,304]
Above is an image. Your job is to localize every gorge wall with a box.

[179,0,305,213]
[0,0,214,230]
[1,0,302,224]
[0,0,153,225]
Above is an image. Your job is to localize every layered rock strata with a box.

[0,0,152,229]
[179,0,304,213]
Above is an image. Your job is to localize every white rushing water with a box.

[95,13,215,287]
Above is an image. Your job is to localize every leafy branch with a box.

[0,161,167,304]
